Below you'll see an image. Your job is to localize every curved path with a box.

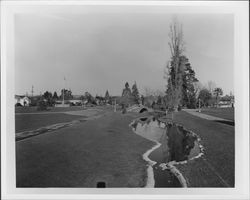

[183,109,233,122]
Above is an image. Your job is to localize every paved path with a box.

[182,109,232,122]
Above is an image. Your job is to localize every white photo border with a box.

[1,1,249,200]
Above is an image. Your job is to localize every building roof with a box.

[15,95,30,99]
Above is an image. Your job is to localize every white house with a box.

[68,99,82,105]
[218,99,234,108]
[15,95,31,106]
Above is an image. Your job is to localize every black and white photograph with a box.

[1,1,249,200]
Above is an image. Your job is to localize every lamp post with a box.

[198,98,201,112]
[114,98,116,112]
[62,88,64,105]
[62,76,66,106]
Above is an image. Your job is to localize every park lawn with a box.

[16,112,154,187]
[169,111,235,187]
[15,113,83,132]
[201,107,234,121]
[15,106,87,113]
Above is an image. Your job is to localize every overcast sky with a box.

[15,6,234,96]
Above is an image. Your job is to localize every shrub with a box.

[178,105,182,111]
[37,100,48,111]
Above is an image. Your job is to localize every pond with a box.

[131,116,201,187]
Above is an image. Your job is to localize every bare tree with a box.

[213,87,223,107]
[168,19,185,58]
[165,19,185,111]
[144,87,153,97]
[193,81,203,98]
[154,89,165,97]
[144,87,165,97]
[206,81,216,94]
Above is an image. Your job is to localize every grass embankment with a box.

[168,111,234,187]
[15,113,83,133]
[201,108,234,121]
[16,112,154,187]
[15,106,113,132]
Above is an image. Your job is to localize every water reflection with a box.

[133,117,200,162]
[132,117,201,187]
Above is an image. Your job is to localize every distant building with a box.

[218,95,234,108]
[68,99,82,106]
[15,95,31,106]
[55,95,84,107]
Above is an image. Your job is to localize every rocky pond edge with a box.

[129,116,205,188]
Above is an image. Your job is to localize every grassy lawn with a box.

[15,107,235,187]
[16,112,154,187]
[201,107,234,121]
[15,113,83,132]
[15,106,88,113]
[168,111,234,187]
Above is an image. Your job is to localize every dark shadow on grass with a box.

[214,120,235,126]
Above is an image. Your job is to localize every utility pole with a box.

[31,85,34,97]
[62,77,66,105]
[62,89,64,105]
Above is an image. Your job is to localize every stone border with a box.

[129,120,161,188]
[129,116,205,188]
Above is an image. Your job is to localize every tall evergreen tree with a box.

[105,90,110,104]
[53,91,58,100]
[132,82,140,104]
[181,57,198,108]
[121,82,133,107]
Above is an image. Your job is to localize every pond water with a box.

[131,117,201,187]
